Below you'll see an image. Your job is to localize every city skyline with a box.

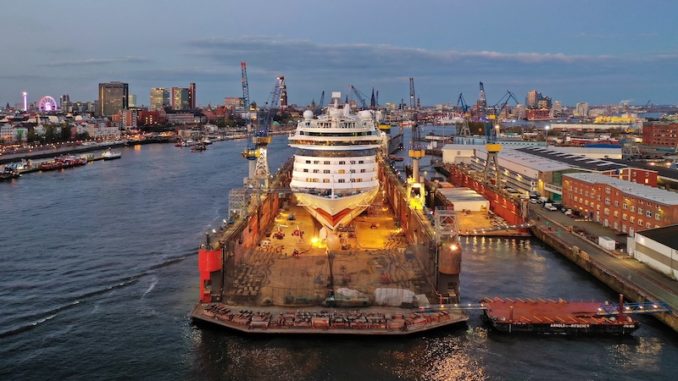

[2,0,677,107]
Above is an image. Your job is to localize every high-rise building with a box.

[60,94,71,112]
[98,82,129,117]
[171,87,189,110]
[188,83,196,109]
[128,94,137,108]
[150,88,170,111]
[526,89,541,109]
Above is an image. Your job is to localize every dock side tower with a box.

[407,77,425,210]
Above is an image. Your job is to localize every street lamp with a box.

[544,125,550,147]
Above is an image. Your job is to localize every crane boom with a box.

[240,62,250,110]
[350,85,368,109]
[456,93,468,113]
[257,76,283,137]
[409,77,416,110]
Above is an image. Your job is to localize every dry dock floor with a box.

[223,193,435,307]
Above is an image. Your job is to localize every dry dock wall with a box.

[531,225,678,332]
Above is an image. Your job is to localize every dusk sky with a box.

[2,0,677,107]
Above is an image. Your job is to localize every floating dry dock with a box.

[192,157,465,335]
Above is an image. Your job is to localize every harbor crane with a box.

[456,93,469,113]
[489,90,520,120]
[455,92,471,137]
[242,76,283,189]
[240,62,250,111]
[350,85,369,109]
[482,118,501,187]
[407,77,425,211]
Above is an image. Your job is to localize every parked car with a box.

[544,203,558,211]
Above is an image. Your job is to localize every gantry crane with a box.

[482,119,501,187]
[407,77,425,210]
[456,92,471,137]
[242,76,283,189]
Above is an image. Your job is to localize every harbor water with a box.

[1,136,676,380]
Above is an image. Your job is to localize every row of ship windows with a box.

[302,159,371,165]
[307,122,368,129]
[298,131,376,137]
[301,178,372,183]
[300,168,370,174]
[291,140,381,146]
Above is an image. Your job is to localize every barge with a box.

[481,297,639,335]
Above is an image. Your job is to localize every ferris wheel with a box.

[38,96,58,112]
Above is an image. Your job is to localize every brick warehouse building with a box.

[563,172,678,236]
[642,122,678,149]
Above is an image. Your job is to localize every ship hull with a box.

[294,187,379,230]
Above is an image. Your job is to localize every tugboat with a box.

[101,148,122,161]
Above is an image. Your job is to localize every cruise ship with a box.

[289,92,385,230]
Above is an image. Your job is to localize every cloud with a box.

[175,36,678,104]
[188,37,612,69]
[47,56,151,67]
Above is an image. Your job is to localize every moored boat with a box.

[0,167,21,181]
[101,148,122,160]
[191,142,207,152]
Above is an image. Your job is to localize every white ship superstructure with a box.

[289,92,384,230]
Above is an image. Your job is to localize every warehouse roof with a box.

[517,146,627,172]
[475,146,573,173]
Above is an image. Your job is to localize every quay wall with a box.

[531,225,678,332]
